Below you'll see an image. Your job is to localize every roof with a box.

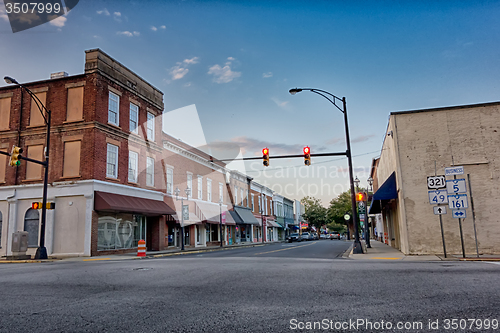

[390,101,500,116]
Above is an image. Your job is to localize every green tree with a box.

[327,190,353,226]
[300,196,327,236]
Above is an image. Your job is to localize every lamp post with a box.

[289,88,363,253]
[5,76,51,260]
[174,187,190,251]
[366,176,373,248]
[219,198,223,247]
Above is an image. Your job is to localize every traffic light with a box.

[9,146,23,167]
[31,202,55,210]
[262,148,270,167]
[356,192,366,201]
[303,146,311,166]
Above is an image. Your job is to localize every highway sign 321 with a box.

[427,175,446,189]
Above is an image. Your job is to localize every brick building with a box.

[0,49,234,258]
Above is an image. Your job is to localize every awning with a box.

[164,197,202,225]
[196,201,223,223]
[223,211,236,225]
[234,207,260,225]
[369,172,398,214]
[94,191,175,216]
[266,220,280,228]
[229,210,242,224]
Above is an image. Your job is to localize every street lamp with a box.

[219,198,223,248]
[174,187,191,251]
[354,176,360,189]
[5,76,51,260]
[289,87,363,253]
[366,176,373,248]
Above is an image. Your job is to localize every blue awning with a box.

[369,172,398,214]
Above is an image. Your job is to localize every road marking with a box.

[254,242,316,255]
[83,258,112,261]
[370,257,402,260]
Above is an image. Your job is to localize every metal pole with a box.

[467,174,479,258]
[34,107,50,260]
[343,98,363,253]
[439,213,447,258]
[181,198,185,251]
[453,174,466,258]
[219,202,223,247]
[365,186,371,248]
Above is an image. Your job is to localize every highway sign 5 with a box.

[428,190,448,204]
[433,206,447,215]
[427,175,446,189]
[452,209,467,219]
[446,179,467,194]
[448,194,468,209]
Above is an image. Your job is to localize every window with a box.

[241,189,244,206]
[187,173,193,195]
[251,194,255,212]
[197,175,203,200]
[98,213,144,250]
[128,151,138,183]
[146,157,154,187]
[166,168,173,194]
[210,224,219,242]
[246,190,249,208]
[106,143,118,178]
[219,183,224,203]
[235,186,238,206]
[63,141,81,178]
[258,196,261,213]
[30,92,46,126]
[26,145,43,180]
[129,103,139,134]
[108,92,119,126]
[0,211,2,248]
[0,97,11,130]
[24,208,39,248]
[66,87,83,122]
[147,112,155,141]
[207,179,212,202]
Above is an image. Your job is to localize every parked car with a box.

[301,232,311,241]
[320,234,327,239]
[311,233,319,240]
[287,233,302,243]
[330,232,341,240]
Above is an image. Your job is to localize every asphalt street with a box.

[1,240,499,333]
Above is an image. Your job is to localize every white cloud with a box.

[271,97,289,109]
[160,25,166,29]
[263,72,273,78]
[168,57,200,81]
[114,12,121,17]
[0,3,9,22]
[117,31,136,37]
[151,26,158,31]
[97,8,110,16]
[133,31,140,36]
[49,15,67,27]
[208,58,241,84]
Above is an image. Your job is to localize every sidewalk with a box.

[0,241,282,263]
[347,240,442,261]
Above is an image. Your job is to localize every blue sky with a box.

[1,0,500,205]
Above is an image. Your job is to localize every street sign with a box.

[427,175,446,189]
[448,194,468,209]
[344,214,350,221]
[433,206,447,215]
[445,166,464,176]
[428,190,448,204]
[359,214,365,220]
[446,179,467,194]
[452,209,467,219]
[358,201,365,209]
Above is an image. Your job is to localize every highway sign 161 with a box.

[448,194,468,209]
[427,175,446,189]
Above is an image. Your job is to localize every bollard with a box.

[137,239,146,257]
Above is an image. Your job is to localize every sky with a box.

[1,0,500,206]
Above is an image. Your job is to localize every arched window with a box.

[24,208,39,248]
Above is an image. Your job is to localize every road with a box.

[1,240,499,333]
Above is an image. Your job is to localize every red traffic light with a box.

[263,148,270,167]
[303,147,310,155]
[262,148,269,156]
[356,192,366,201]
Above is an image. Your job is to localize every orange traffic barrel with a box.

[137,239,146,257]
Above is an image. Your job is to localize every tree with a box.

[327,190,354,237]
[300,196,327,236]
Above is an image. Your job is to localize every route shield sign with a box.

[446,179,467,194]
[428,190,448,204]
[433,206,447,215]
[452,209,467,219]
[427,175,446,189]
[448,194,468,209]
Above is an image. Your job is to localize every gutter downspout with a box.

[5,189,16,257]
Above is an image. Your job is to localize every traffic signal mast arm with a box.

[0,150,47,166]
[218,151,348,162]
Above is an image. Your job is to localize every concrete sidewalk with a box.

[348,240,442,261]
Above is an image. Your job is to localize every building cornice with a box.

[163,140,225,174]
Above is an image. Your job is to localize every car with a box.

[320,234,327,239]
[311,233,319,240]
[287,233,302,243]
[330,232,341,240]
[301,232,311,241]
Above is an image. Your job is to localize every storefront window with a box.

[184,227,190,245]
[210,224,218,242]
[98,213,144,251]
